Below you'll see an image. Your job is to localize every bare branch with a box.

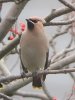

[50,53,75,70]
[44,17,75,26]
[0,93,12,100]
[45,3,75,22]
[15,91,49,100]
[1,67,75,84]
[0,36,20,59]
[58,0,75,11]
[0,78,32,95]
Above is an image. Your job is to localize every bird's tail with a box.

[0,83,3,88]
[32,75,42,88]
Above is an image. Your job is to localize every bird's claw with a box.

[21,72,28,78]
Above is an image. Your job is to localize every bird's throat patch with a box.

[27,19,34,30]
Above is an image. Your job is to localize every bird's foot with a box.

[21,72,28,78]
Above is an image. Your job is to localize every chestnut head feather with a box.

[29,16,46,24]
[26,17,46,30]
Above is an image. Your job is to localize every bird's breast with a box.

[20,32,49,72]
[21,40,46,72]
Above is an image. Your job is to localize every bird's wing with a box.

[43,50,49,81]
[19,49,28,73]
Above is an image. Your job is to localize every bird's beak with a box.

[41,19,46,24]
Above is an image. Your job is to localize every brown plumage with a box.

[20,17,49,88]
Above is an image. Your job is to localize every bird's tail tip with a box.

[33,86,42,89]
[0,83,3,88]
[32,76,42,89]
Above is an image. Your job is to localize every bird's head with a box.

[26,17,46,30]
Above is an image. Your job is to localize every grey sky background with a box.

[0,0,73,100]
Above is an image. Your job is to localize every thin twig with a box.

[41,79,52,100]
[51,46,75,63]
[1,68,75,83]
[67,82,75,100]
[49,25,71,43]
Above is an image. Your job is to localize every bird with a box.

[20,17,49,88]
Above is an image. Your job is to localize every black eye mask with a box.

[26,19,35,30]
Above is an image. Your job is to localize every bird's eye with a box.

[29,19,38,23]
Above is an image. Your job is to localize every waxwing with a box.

[20,17,49,88]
